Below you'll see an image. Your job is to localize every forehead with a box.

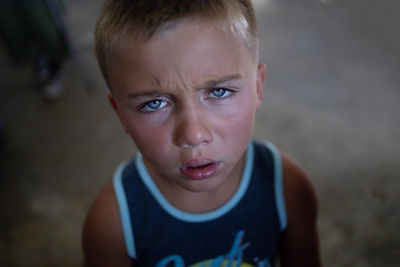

[108,18,255,93]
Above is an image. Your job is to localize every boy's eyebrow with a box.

[126,74,242,98]
[126,90,165,99]
[198,74,242,89]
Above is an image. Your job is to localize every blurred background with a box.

[0,0,399,266]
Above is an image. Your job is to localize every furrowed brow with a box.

[125,74,242,98]
[126,90,165,99]
[199,74,242,89]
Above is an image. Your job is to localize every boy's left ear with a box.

[256,63,266,109]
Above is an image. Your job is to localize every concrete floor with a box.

[1,0,399,266]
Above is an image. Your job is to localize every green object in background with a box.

[0,0,69,66]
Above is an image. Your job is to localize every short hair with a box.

[95,0,259,86]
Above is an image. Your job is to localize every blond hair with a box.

[95,0,259,85]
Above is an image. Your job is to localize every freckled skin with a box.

[108,18,266,213]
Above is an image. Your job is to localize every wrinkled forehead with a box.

[108,17,257,94]
[113,14,258,64]
[153,14,254,50]
[113,16,256,70]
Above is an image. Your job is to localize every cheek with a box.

[214,100,256,140]
[123,115,170,157]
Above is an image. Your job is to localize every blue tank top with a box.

[113,141,287,267]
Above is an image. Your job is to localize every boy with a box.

[82,0,321,266]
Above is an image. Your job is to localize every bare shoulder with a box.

[280,153,321,267]
[281,154,318,221]
[82,180,132,267]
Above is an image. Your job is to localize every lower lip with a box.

[180,162,220,180]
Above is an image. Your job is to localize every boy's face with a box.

[108,18,266,196]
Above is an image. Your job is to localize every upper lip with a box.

[181,158,216,168]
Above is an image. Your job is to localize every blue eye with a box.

[140,99,167,112]
[147,100,162,109]
[210,88,230,98]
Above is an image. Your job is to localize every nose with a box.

[173,106,212,149]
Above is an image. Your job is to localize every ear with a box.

[108,93,129,134]
[255,63,266,109]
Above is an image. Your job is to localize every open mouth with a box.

[180,161,220,180]
[188,163,214,169]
